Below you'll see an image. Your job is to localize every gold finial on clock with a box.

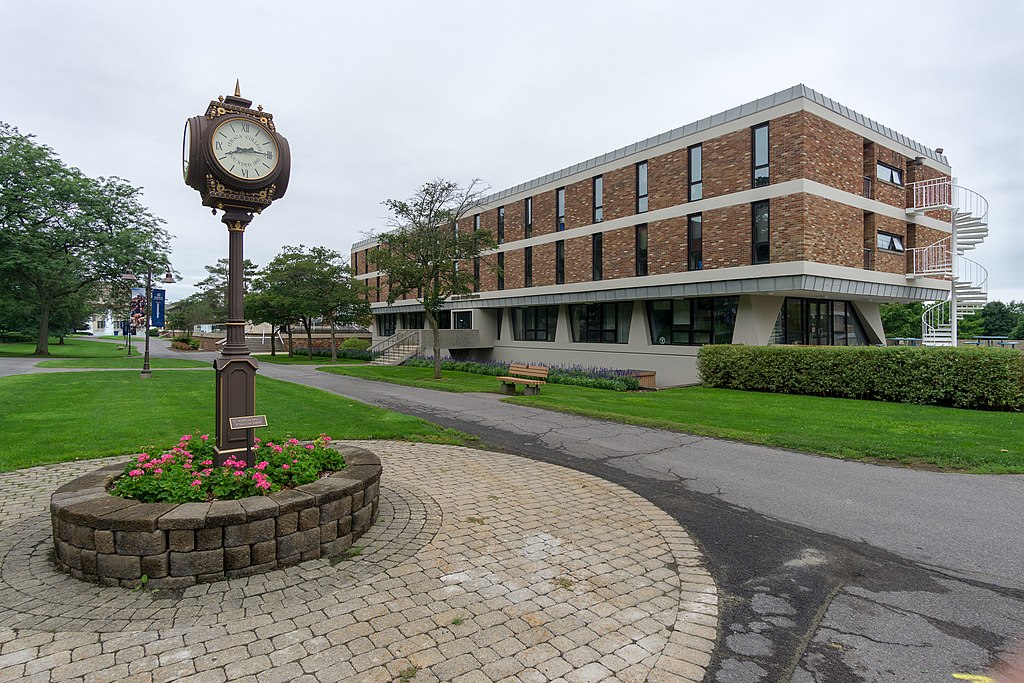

[234,79,241,98]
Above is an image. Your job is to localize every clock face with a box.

[210,117,279,181]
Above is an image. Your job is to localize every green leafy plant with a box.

[111,432,346,503]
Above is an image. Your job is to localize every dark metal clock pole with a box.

[182,82,291,467]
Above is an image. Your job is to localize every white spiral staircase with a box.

[906,178,989,346]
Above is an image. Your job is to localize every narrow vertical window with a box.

[593,175,603,223]
[637,161,648,213]
[473,214,480,232]
[375,276,381,302]
[556,188,565,231]
[524,197,533,238]
[497,206,505,244]
[524,246,533,287]
[497,252,504,290]
[688,144,702,201]
[473,256,480,292]
[752,124,769,187]
[635,224,648,277]
[556,240,565,284]
[592,232,603,281]
[752,200,770,264]
[688,214,703,270]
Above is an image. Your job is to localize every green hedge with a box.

[402,356,642,391]
[698,345,1024,411]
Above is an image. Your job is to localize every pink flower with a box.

[200,434,209,441]
[234,471,244,477]
[305,444,314,450]
[191,479,202,487]
[201,459,213,466]
[255,461,268,471]
[137,454,149,463]
[288,438,299,445]
[272,445,283,454]
[153,468,163,475]
[281,464,290,470]
[128,469,144,477]
[292,459,298,464]
[254,437,262,444]
[256,480,271,490]
[181,434,192,441]
[183,463,193,469]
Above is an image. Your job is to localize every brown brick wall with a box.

[504,199,526,243]
[604,226,637,280]
[873,214,909,274]
[533,241,556,287]
[648,218,686,275]
[771,195,805,264]
[802,195,863,268]
[534,190,556,237]
[704,128,751,197]
[798,113,863,194]
[649,148,688,211]
[868,144,909,209]
[503,249,524,290]
[564,234,591,284]
[603,165,636,221]
[704,205,751,269]
[565,178,593,230]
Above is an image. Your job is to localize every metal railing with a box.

[955,254,989,299]
[368,329,420,361]
[910,177,953,210]
[908,236,952,277]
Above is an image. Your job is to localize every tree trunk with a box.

[58,331,66,345]
[425,310,442,379]
[287,324,294,357]
[329,314,338,362]
[270,325,277,356]
[303,318,313,360]
[34,300,51,356]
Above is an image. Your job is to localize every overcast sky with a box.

[2,1,1021,304]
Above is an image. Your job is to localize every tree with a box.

[250,245,368,360]
[166,293,216,338]
[0,123,171,354]
[978,301,1019,337]
[373,179,495,379]
[879,302,925,339]
[245,289,294,356]
[194,257,258,322]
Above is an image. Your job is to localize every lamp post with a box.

[123,268,175,379]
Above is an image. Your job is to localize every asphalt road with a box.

[7,342,1024,682]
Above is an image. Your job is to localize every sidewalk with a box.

[0,440,717,683]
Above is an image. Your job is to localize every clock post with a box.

[182,82,291,466]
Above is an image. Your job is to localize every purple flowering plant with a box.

[111,433,346,503]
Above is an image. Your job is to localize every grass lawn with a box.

[322,365,1024,473]
[0,371,470,472]
[321,365,499,392]
[0,338,138,358]
[35,357,209,369]
[258,355,367,366]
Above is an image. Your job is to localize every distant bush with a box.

[402,356,642,391]
[340,338,371,351]
[171,335,201,350]
[292,347,374,361]
[0,331,34,343]
[698,345,1024,411]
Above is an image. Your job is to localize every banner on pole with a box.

[129,288,147,329]
[151,289,166,328]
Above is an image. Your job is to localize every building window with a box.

[772,297,869,346]
[592,232,603,281]
[524,197,533,237]
[593,175,603,223]
[438,311,452,329]
[646,297,738,346]
[556,187,565,231]
[497,252,504,290]
[512,305,558,342]
[453,311,472,329]
[473,213,480,233]
[688,214,703,270]
[403,312,424,330]
[473,257,480,291]
[636,224,648,277]
[570,302,633,344]
[556,240,565,284]
[497,206,505,244]
[752,124,769,187]
[637,161,648,213]
[877,232,905,253]
[752,200,770,264]
[524,246,533,287]
[378,313,397,337]
[688,144,702,201]
[876,162,904,186]
[375,276,381,302]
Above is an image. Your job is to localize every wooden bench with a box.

[497,363,549,396]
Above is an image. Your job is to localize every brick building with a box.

[351,85,987,386]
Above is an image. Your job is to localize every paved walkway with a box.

[0,440,717,683]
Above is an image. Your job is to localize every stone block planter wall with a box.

[50,445,381,588]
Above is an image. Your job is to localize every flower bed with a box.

[50,443,381,588]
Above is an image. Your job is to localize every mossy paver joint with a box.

[0,441,717,682]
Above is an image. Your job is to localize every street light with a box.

[122,268,175,379]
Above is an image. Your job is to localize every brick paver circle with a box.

[0,441,717,682]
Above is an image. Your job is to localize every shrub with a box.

[111,433,345,503]
[401,356,642,391]
[171,336,201,350]
[341,337,371,351]
[293,347,375,361]
[698,345,1024,411]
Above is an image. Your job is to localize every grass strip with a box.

[0,338,138,358]
[257,355,367,366]
[0,371,470,472]
[36,357,208,369]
